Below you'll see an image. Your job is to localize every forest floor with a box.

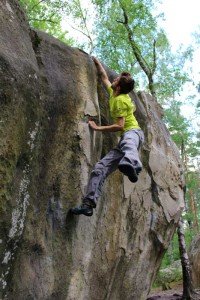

[147,281,183,299]
[147,281,200,300]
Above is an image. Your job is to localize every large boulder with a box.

[189,234,200,288]
[0,0,185,299]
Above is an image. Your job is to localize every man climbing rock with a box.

[71,57,144,216]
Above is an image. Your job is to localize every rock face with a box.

[0,1,185,299]
[189,234,200,288]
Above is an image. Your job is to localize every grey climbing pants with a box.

[83,129,144,208]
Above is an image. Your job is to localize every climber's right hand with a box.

[92,56,99,65]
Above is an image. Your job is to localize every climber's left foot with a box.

[70,203,93,216]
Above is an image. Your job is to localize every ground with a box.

[147,281,200,300]
[147,281,183,299]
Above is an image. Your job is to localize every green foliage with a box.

[163,100,191,149]
[163,99,200,171]
[185,171,200,227]
[154,46,193,102]
[20,0,194,102]
[154,220,199,289]
[91,0,192,102]
[161,226,195,270]
[163,98,200,238]
[92,0,158,73]
[62,0,96,53]
[154,260,182,289]
[161,235,180,269]
[19,0,74,44]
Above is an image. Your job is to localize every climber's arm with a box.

[88,117,125,132]
[92,57,111,88]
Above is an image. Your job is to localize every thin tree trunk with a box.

[177,219,199,299]
[189,190,199,232]
[118,2,157,98]
[168,241,175,264]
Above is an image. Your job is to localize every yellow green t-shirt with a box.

[107,86,140,134]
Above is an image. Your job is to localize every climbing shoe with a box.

[70,203,93,217]
[135,167,142,175]
[118,164,138,183]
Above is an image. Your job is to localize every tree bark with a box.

[177,219,199,299]
[118,2,157,98]
[189,190,199,232]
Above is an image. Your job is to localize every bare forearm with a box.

[95,124,123,132]
[92,57,109,81]
[96,63,108,79]
[88,118,125,132]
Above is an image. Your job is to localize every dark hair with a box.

[118,72,135,94]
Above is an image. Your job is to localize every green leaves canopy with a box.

[19,0,74,44]
[92,0,192,102]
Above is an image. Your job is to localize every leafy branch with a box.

[117,0,157,97]
[68,0,94,54]
[30,0,46,11]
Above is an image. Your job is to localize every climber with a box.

[71,57,144,217]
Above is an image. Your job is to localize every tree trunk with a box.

[177,219,199,299]
[118,2,157,99]
[189,190,199,232]
[148,76,157,98]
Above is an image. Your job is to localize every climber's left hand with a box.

[88,120,99,131]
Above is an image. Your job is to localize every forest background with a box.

[19,0,200,287]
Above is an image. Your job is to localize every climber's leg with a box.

[71,148,123,216]
[70,202,94,216]
[71,130,144,216]
[82,148,123,207]
[118,129,144,182]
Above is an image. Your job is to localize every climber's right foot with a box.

[118,164,138,183]
[135,167,142,175]
[70,203,93,217]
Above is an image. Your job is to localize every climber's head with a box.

[111,72,135,94]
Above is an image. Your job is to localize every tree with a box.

[163,97,200,297]
[177,219,200,300]
[92,0,192,102]
[63,0,95,53]
[164,99,200,231]
[20,0,193,103]
[19,0,74,44]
